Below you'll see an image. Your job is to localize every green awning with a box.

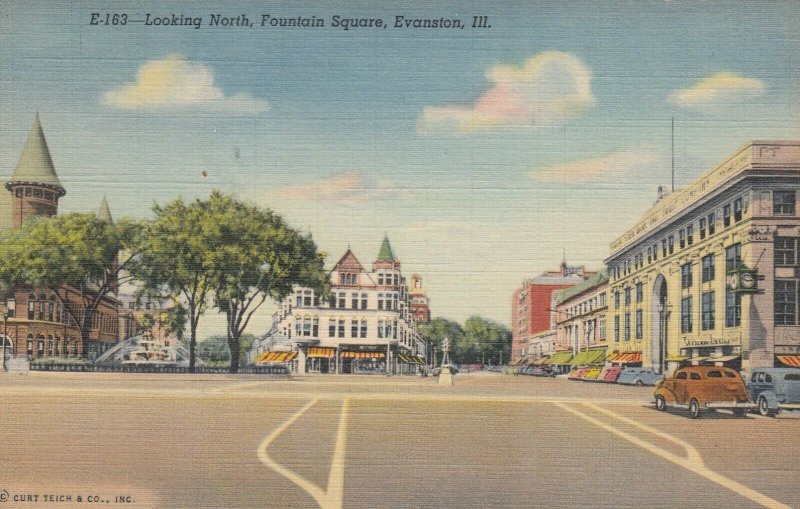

[545,351,573,365]
[569,349,606,366]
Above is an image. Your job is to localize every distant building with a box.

[551,270,610,371]
[1,115,121,361]
[408,274,431,323]
[249,236,427,374]
[606,141,800,374]
[511,262,596,364]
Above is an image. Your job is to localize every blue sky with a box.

[1,0,799,334]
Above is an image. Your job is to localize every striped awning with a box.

[257,351,298,362]
[341,351,385,359]
[308,347,335,358]
[607,352,642,364]
[412,355,424,364]
[777,355,800,367]
[545,351,573,365]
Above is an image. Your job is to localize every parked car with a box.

[654,366,754,418]
[601,365,623,383]
[581,367,602,381]
[568,367,588,380]
[617,367,664,386]
[746,368,800,416]
[431,366,459,376]
[530,366,556,377]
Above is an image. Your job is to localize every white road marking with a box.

[554,402,792,509]
[256,398,350,509]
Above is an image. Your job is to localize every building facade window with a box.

[775,237,797,266]
[701,291,715,331]
[725,290,742,328]
[681,263,693,289]
[5,297,15,318]
[635,309,643,340]
[338,319,345,338]
[635,282,643,303]
[687,225,694,246]
[624,313,631,341]
[708,212,716,235]
[699,217,707,239]
[614,316,619,342]
[702,254,715,282]
[679,229,686,249]
[723,204,732,227]
[775,280,797,326]
[774,191,796,215]
[614,290,620,309]
[734,197,743,222]
[681,296,693,333]
[624,287,631,307]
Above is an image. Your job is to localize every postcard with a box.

[1,1,799,508]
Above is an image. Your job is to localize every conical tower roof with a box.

[376,234,396,262]
[97,196,113,223]
[8,114,65,195]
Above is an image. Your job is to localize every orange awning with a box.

[308,347,335,358]
[778,355,800,367]
[258,351,298,363]
[609,353,642,364]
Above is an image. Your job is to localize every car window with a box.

[690,372,701,380]
[725,371,735,378]
[751,373,759,382]
[757,373,765,383]
[765,374,773,383]
[676,372,687,380]
[707,371,722,378]
[785,373,800,381]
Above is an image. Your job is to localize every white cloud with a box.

[530,149,657,183]
[266,171,400,204]
[102,54,268,114]
[418,51,595,133]
[668,72,766,109]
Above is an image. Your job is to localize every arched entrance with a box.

[650,274,669,373]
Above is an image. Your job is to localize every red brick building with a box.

[511,262,596,364]
[1,115,121,362]
[409,274,431,323]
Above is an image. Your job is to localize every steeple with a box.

[97,196,113,223]
[376,234,396,262]
[7,113,65,194]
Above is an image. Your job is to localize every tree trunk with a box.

[227,333,240,374]
[189,314,197,373]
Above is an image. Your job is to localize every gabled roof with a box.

[555,269,608,305]
[9,114,65,193]
[376,234,396,262]
[97,196,113,223]
[334,249,364,272]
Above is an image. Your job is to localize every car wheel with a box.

[758,396,775,417]
[688,399,702,419]
[655,395,667,411]
[635,379,644,386]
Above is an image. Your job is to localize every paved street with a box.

[0,372,798,508]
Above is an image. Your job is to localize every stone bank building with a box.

[606,141,800,374]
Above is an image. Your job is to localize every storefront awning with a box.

[545,351,573,365]
[569,349,606,366]
[777,355,800,367]
[308,347,335,358]
[341,350,385,359]
[708,355,740,363]
[398,353,411,362]
[411,355,424,365]
[608,352,642,364]
[257,351,298,362]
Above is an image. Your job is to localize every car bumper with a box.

[705,401,756,410]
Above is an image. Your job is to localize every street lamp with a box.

[2,310,7,370]
[657,301,672,374]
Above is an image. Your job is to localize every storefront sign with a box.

[683,337,738,346]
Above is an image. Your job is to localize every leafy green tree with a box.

[198,334,256,367]
[418,317,464,365]
[135,197,218,371]
[461,315,512,365]
[0,213,145,349]
[202,192,328,372]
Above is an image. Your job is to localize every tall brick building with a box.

[1,115,121,363]
[511,262,596,364]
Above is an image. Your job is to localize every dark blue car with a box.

[746,368,800,416]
